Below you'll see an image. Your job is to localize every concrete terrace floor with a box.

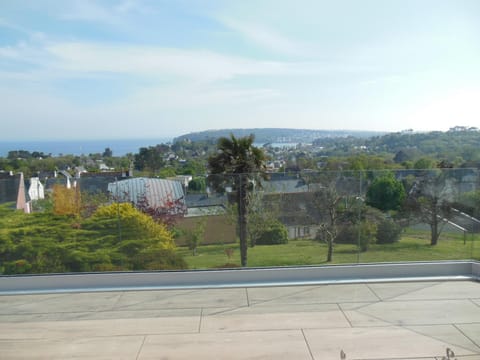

[1,281,480,359]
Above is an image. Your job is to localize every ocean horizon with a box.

[0,138,173,157]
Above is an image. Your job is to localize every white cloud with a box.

[60,0,123,25]
[219,17,307,56]
[404,88,480,131]
[41,41,337,82]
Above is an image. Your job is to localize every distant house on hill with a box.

[28,177,45,201]
[107,177,186,216]
[78,170,132,195]
[0,172,27,212]
[176,192,234,246]
[184,193,227,217]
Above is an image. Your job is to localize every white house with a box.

[28,177,45,201]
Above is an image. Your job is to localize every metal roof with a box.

[107,177,185,208]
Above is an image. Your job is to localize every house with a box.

[262,191,322,239]
[107,177,186,214]
[176,192,235,246]
[184,193,228,217]
[27,177,45,201]
[259,173,358,240]
[78,171,132,195]
[251,174,320,239]
[0,172,28,212]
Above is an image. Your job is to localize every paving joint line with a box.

[110,291,125,310]
[245,287,250,307]
[453,324,480,351]
[403,324,480,355]
[301,329,315,360]
[469,298,480,308]
[365,283,383,302]
[337,303,354,328]
[135,335,147,360]
[198,308,203,333]
[380,281,443,301]
[243,285,323,307]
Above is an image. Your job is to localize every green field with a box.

[178,230,480,269]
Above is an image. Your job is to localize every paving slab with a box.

[339,302,393,327]
[246,285,322,304]
[247,283,379,305]
[392,281,480,301]
[138,330,312,360]
[366,281,440,300]
[201,303,350,332]
[0,293,64,311]
[357,299,480,325]
[0,317,200,340]
[456,324,480,348]
[0,336,145,360]
[406,325,480,353]
[0,292,123,314]
[0,308,201,322]
[304,326,478,359]
[113,288,247,310]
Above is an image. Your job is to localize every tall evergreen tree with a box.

[207,134,266,266]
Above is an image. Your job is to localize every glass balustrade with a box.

[1,168,478,275]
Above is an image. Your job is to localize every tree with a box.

[312,184,341,262]
[52,184,81,216]
[405,170,458,245]
[207,134,266,266]
[186,219,206,255]
[102,147,113,157]
[414,158,434,169]
[188,177,206,192]
[307,172,345,262]
[366,173,406,212]
[134,144,169,174]
[255,219,288,245]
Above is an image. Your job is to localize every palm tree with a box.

[208,134,266,266]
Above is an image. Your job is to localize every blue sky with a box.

[1,0,480,140]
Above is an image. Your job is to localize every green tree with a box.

[207,134,266,266]
[414,158,434,169]
[186,219,206,255]
[307,172,344,262]
[366,173,406,211]
[256,219,288,245]
[102,147,113,157]
[134,144,169,174]
[405,170,458,245]
[188,177,206,192]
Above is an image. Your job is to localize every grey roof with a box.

[262,178,309,193]
[78,172,130,194]
[107,177,185,208]
[185,193,227,208]
[0,173,22,204]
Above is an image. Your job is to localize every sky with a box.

[1,0,480,140]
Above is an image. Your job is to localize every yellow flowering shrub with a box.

[93,203,175,250]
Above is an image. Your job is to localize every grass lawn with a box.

[177,230,480,269]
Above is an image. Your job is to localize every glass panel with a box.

[1,168,478,274]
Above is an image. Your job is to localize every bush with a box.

[358,221,376,252]
[133,249,187,270]
[3,259,32,274]
[256,220,288,245]
[335,222,376,251]
[335,226,357,244]
[376,219,402,244]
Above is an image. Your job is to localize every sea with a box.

[0,138,173,157]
